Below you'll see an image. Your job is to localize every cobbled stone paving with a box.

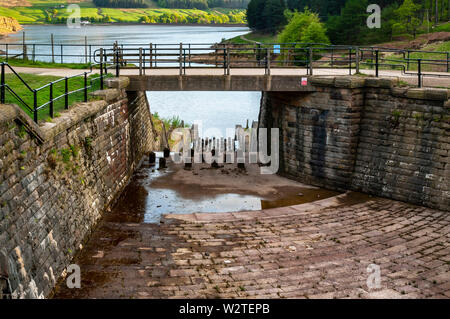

[53,192,450,299]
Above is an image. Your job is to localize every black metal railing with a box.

[1,43,449,121]
[93,43,449,88]
[0,61,116,123]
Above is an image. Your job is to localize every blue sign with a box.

[273,45,281,54]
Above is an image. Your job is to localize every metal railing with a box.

[92,43,450,88]
[0,61,115,123]
[1,42,449,123]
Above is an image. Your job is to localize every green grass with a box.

[434,22,450,33]
[3,72,105,122]
[224,32,279,45]
[388,41,450,72]
[0,57,91,69]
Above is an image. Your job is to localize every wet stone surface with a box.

[52,157,450,299]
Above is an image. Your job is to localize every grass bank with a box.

[3,72,105,122]
[1,58,91,69]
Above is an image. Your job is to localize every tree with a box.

[326,0,369,44]
[278,9,329,44]
[262,0,286,34]
[247,0,286,33]
[393,0,422,38]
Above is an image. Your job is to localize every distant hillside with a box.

[157,0,249,9]
[0,0,247,25]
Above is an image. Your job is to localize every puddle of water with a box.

[111,153,340,223]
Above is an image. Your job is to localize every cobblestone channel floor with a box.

[53,191,450,299]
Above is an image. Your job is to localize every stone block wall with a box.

[352,85,449,211]
[261,77,449,211]
[0,78,157,298]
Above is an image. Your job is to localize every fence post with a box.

[417,58,422,88]
[331,47,334,67]
[22,32,27,60]
[49,82,54,118]
[84,72,88,102]
[227,47,230,75]
[223,45,227,75]
[375,50,379,77]
[183,48,186,75]
[33,90,38,123]
[1,63,5,104]
[266,47,271,76]
[407,50,410,71]
[65,77,69,109]
[257,43,261,66]
[355,46,360,74]
[149,43,153,68]
[32,44,36,62]
[447,52,449,73]
[85,36,88,65]
[309,47,313,75]
[100,48,104,90]
[51,33,55,63]
[188,43,191,68]
[179,43,183,76]
[61,44,63,64]
[348,47,352,75]
[5,44,8,62]
[139,47,143,76]
[115,49,120,77]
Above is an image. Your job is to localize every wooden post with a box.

[22,32,27,60]
[85,36,88,64]
[51,34,55,63]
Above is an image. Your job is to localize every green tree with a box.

[393,0,422,38]
[278,9,329,44]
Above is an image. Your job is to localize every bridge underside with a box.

[126,75,316,91]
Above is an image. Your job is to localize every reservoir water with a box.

[5,24,260,135]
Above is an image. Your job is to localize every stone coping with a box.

[310,76,450,101]
[162,191,373,224]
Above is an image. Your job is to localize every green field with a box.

[0,0,247,24]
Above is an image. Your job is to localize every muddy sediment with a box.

[52,155,341,298]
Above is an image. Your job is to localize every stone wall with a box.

[261,77,449,211]
[0,78,158,298]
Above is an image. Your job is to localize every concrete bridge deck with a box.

[6,66,450,90]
